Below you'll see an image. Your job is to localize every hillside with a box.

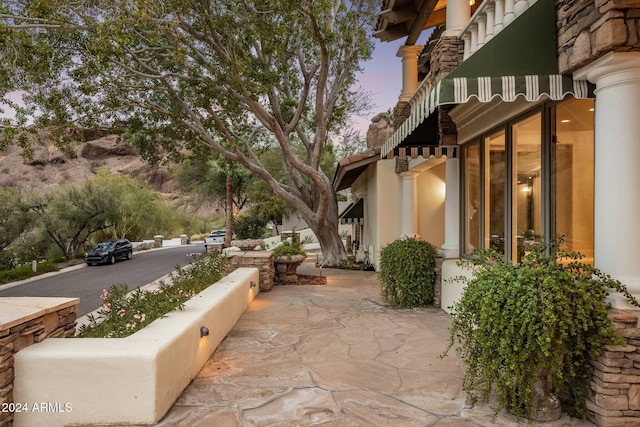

[0,130,209,215]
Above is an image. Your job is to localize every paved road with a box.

[0,244,206,316]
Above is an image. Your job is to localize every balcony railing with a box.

[460,0,538,59]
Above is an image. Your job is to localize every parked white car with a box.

[204,229,226,249]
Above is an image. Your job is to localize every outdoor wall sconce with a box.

[250,281,257,288]
[200,326,210,337]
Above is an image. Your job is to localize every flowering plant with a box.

[77,254,226,338]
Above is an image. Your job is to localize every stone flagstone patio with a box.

[121,256,594,427]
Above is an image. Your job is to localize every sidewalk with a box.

[142,258,594,427]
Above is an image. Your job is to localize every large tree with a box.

[0,0,376,265]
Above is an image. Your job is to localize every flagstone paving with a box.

[130,257,595,427]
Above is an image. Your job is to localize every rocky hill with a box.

[0,130,199,211]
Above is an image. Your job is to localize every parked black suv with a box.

[85,239,133,265]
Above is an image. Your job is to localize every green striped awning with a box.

[381,75,593,158]
[339,198,364,225]
[381,0,595,159]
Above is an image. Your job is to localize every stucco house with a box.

[335,0,640,315]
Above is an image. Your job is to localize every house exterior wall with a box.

[416,162,446,248]
[376,1,640,425]
[351,159,401,268]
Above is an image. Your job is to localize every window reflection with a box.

[484,130,506,256]
[464,143,481,253]
[552,98,594,262]
[513,113,542,262]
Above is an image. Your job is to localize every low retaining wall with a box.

[13,267,259,426]
[587,310,640,427]
[0,298,79,427]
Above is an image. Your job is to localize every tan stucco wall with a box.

[416,162,446,248]
[352,159,401,267]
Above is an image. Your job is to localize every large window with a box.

[552,98,595,260]
[485,130,506,256]
[464,143,481,253]
[462,98,594,262]
[512,113,542,262]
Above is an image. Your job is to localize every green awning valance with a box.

[382,0,595,159]
[339,198,364,225]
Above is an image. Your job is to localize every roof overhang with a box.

[332,146,382,192]
[374,0,482,44]
[374,0,444,44]
[381,0,596,159]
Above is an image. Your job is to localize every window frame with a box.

[459,98,590,260]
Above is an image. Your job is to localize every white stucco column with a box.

[396,45,423,102]
[400,171,419,237]
[440,157,460,258]
[503,0,515,26]
[494,0,505,34]
[575,52,640,306]
[444,0,471,36]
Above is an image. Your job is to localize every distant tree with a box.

[0,187,34,251]
[92,172,166,241]
[178,155,253,245]
[36,181,116,259]
[0,0,376,265]
[177,156,252,214]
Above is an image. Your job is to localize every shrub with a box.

[0,262,59,284]
[444,239,639,420]
[77,254,227,338]
[378,237,439,307]
[272,240,305,259]
[234,211,269,239]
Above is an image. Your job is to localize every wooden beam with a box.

[406,0,440,45]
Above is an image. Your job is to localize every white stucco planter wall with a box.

[13,267,260,426]
[440,259,476,314]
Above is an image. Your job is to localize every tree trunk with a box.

[225,175,233,247]
[314,218,347,266]
[296,190,346,267]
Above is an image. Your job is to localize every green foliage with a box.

[91,171,170,242]
[234,209,269,239]
[1,231,51,269]
[378,237,439,307]
[77,254,227,338]
[0,262,59,285]
[37,178,117,259]
[0,187,35,252]
[21,171,193,261]
[272,240,306,259]
[176,155,253,213]
[444,239,640,420]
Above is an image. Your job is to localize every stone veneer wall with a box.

[225,251,275,291]
[0,299,78,427]
[423,36,464,90]
[587,310,640,427]
[393,36,463,136]
[557,0,640,74]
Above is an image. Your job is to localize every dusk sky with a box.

[351,37,406,135]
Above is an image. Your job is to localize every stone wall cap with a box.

[0,297,79,331]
